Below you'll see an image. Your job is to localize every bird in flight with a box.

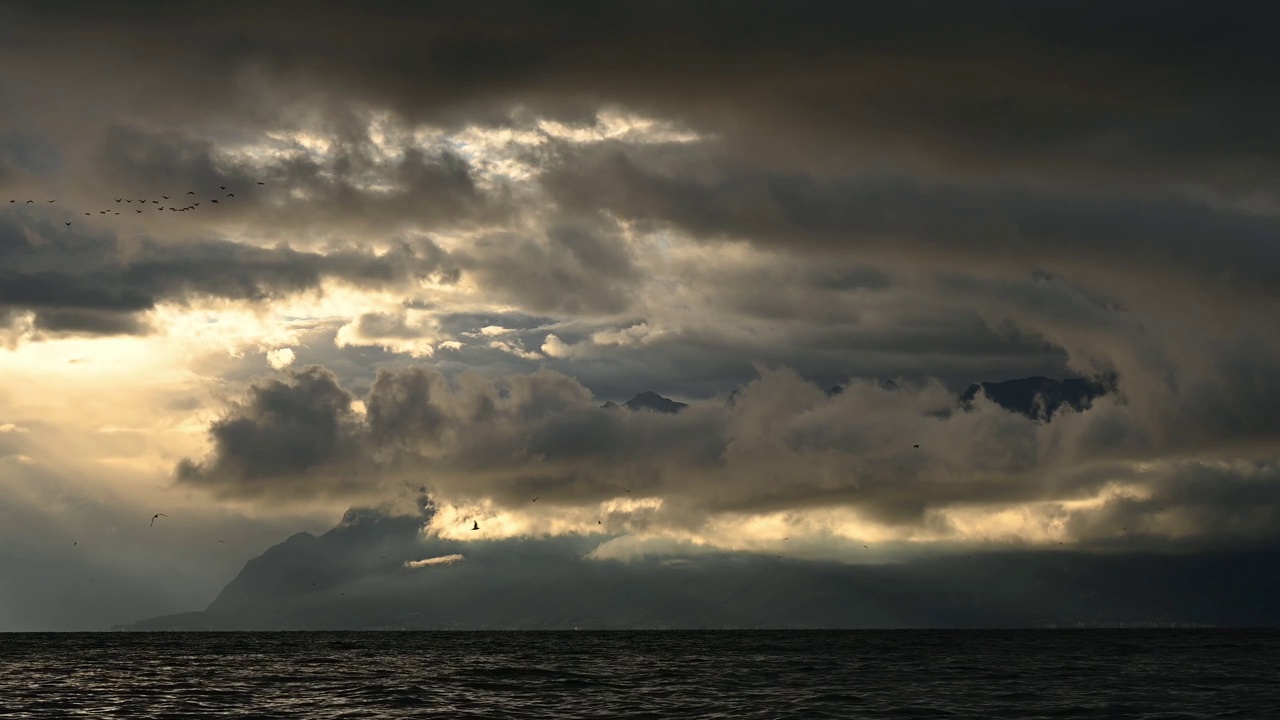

[47,199,55,203]
[162,196,170,199]
[471,520,479,531]
[531,497,538,503]
[257,181,265,185]
[220,186,226,190]
[150,513,167,527]
[64,222,71,226]
[226,193,234,198]
[25,200,33,203]
[913,444,920,449]
[186,191,195,195]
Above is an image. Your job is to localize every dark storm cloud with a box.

[7,1,1279,182]
[0,2,1260,201]
[176,366,371,498]
[84,124,501,238]
[0,0,1275,570]
[0,212,454,336]
[541,144,1280,297]
[452,221,639,315]
[175,363,1280,545]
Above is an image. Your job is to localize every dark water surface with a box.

[1,630,1276,718]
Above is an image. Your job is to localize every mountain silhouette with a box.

[113,505,1280,630]
[959,374,1116,421]
[727,374,1114,420]
[601,391,688,414]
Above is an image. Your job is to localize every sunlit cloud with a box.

[404,553,465,568]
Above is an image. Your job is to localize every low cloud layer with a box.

[176,364,1280,551]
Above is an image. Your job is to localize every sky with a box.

[1,1,1279,630]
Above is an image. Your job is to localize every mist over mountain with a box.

[115,372,1234,632]
[117,500,1280,631]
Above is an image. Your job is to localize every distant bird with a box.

[218,540,224,543]
[46,200,55,203]
[84,212,89,215]
[126,199,132,203]
[7,200,13,203]
[598,520,602,525]
[186,191,195,195]
[863,545,868,549]
[220,186,226,190]
[211,199,219,203]
[150,513,167,527]
[472,520,479,531]
[913,444,919,449]
[115,199,122,202]
[139,199,146,203]
[226,193,234,197]
[73,542,77,546]
[25,200,33,203]
[162,196,170,199]
[530,497,538,503]
[136,209,142,213]
[257,181,265,185]
[152,200,158,204]
[65,222,71,226]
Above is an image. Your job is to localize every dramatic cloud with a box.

[0,211,457,337]
[3,1,1279,628]
[175,364,1280,553]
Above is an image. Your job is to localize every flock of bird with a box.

[6,181,266,225]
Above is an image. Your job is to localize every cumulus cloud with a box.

[175,366,373,499]
[175,362,1280,549]
[266,347,296,369]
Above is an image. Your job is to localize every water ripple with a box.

[0,630,1276,719]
